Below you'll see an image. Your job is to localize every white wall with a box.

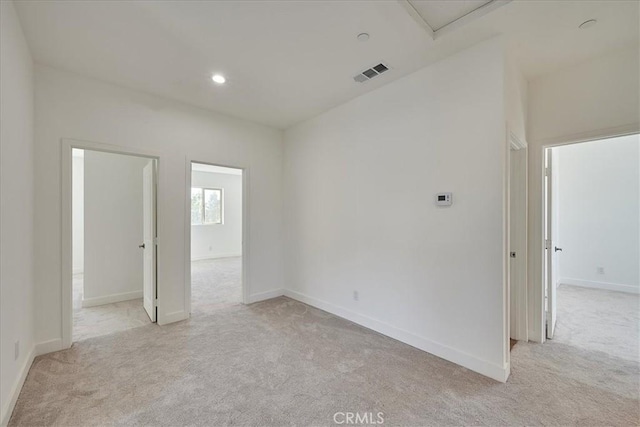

[72,151,84,274]
[34,65,284,350]
[529,45,640,144]
[83,150,151,305]
[0,1,35,424]
[283,38,509,381]
[526,45,640,341]
[556,135,640,293]
[191,171,242,260]
[506,53,528,146]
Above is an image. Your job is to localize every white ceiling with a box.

[14,0,639,129]
[192,163,242,176]
[408,0,494,32]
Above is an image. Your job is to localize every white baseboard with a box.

[82,290,143,307]
[2,338,70,425]
[1,345,35,427]
[35,338,64,356]
[191,253,242,262]
[283,289,509,382]
[247,289,284,304]
[560,278,639,294]
[160,310,189,325]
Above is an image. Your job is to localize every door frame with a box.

[529,125,640,343]
[184,158,249,314]
[61,138,160,349]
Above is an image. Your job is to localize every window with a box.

[191,187,223,225]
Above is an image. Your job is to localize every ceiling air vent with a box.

[353,63,390,83]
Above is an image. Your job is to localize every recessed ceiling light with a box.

[579,19,597,29]
[211,74,226,84]
[357,33,370,42]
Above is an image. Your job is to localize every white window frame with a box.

[191,187,223,225]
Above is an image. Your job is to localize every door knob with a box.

[554,246,562,252]
[139,243,145,249]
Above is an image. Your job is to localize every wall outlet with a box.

[597,267,605,275]
[14,341,19,360]
[353,291,359,301]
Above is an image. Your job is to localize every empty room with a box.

[190,162,245,315]
[72,148,157,341]
[1,1,638,426]
[544,135,639,360]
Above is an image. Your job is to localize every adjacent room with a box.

[190,163,244,316]
[71,149,157,341]
[1,0,639,425]
[544,135,640,360]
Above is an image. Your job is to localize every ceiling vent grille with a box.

[353,63,389,83]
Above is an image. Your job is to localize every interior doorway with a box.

[543,134,639,360]
[189,162,244,316]
[71,148,157,342]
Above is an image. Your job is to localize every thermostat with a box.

[435,192,452,206]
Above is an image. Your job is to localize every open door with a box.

[509,147,528,341]
[545,148,560,339]
[142,160,157,322]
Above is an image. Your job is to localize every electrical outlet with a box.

[353,291,359,301]
[14,341,19,360]
[597,267,605,275]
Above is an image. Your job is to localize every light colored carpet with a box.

[10,283,639,425]
[190,257,242,316]
[73,273,150,342]
[554,284,639,362]
[73,258,242,341]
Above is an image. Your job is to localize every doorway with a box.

[543,134,639,360]
[70,147,157,342]
[188,162,245,316]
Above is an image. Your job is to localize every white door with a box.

[509,148,528,341]
[545,148,560,339]
[142,160,157,322]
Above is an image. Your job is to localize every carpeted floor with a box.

[554,284,639,362]
[73,258,242,341]
[10,281,639,425]
[190,257,243,316]
[73,274,150,342]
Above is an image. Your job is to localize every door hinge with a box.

[153,237,159,245]
[544,167,550,177]
[545,319,554,340]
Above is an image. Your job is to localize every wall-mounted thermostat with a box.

[435,192,452,206]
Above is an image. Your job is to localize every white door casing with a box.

[62,139,162,350]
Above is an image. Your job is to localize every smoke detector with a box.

[353,63,390,83]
